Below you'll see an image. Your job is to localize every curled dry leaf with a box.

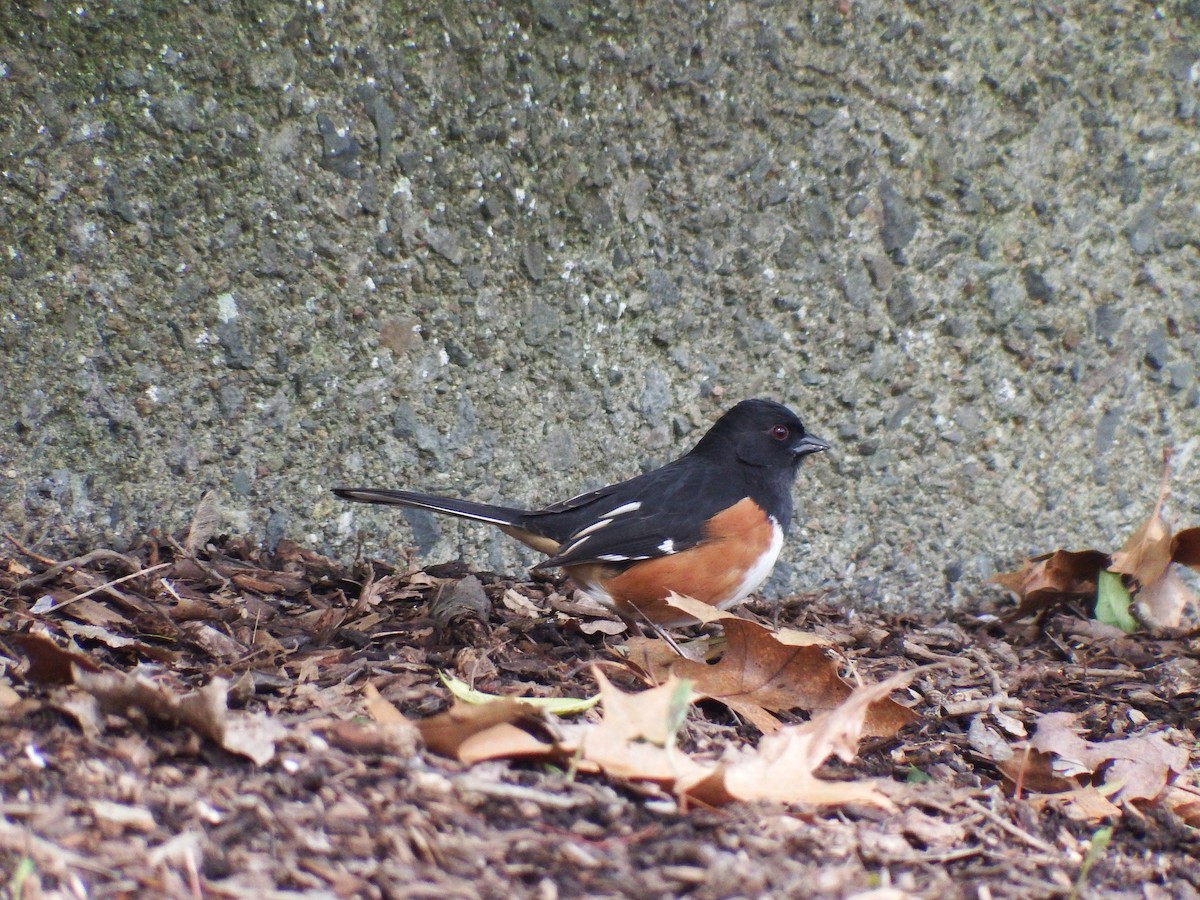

[1162,784,1200,829]
[184,490,223,554]
[438,671,600,715]
[7,631,103,685]
[990,550,1110,618]
[1135,568,1195,629]
[319,682,423,757]
[1171,527,1200,569]
[362,682,412,726]
[415,698,554,764]
[1026,786,1123,823]
[1109,502,1173,589]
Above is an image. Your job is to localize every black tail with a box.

[332,488,527,527]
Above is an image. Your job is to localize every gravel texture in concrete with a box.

[3,1,1199,611]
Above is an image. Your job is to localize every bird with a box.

[333,398,829,626]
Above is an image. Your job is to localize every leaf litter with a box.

[0,511,1196,898]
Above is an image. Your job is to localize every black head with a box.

[692,399,830,470]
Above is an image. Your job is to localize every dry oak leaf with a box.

[1026,786,1124,823]
[7,631,103,685]
[1136,568,1196,629]
[569,669,708,785]
[1130,522,1200,628]
[630,594,916,737]
[1162,783,1200,829]
[679,669,920,809]
[72,666,286,765]
[1025,711,1188,805]
[1110,500,1174,589]
[1107,466,1200,626]
[991,549,1110,617]
[997,746,1079,795]
[416,698,555,764]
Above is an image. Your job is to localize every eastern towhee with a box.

[334,398,829,626]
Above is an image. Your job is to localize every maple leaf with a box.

[678,670,919,809]
[624,594,917,737]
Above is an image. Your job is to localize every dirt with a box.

[1,531,1198,900]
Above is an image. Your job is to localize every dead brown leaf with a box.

[1135,568,1195,629]
[1162,784,1200,828]
[1172,527,1200,569]
[1024,711,1188,806]
[363,682,411,726]
[1026,786,1123,823]
[321,683,423,757]
[184,490,223,554]
[570,669,708,785]
[997,746,1079,795]
[72,667,286,765]
[679,669,919,809]
[416,699,554,764]
[630,594,917,737]
[7,631,103,684]
[1110,497,1174,589]
[991,549,1110,617]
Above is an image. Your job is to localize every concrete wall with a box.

[3,1,1198,610]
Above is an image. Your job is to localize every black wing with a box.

[528,457,748,569]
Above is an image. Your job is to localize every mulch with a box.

[1,530,1198,899]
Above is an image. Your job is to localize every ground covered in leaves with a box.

[1,529,1198,900]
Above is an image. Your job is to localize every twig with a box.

[942,696,1025,716]
[628,603,687,658]
[452,775,590,810]
[3,533,58,567]
[917,846,986,864]
[0,816,118,877]
[18,548,143,589]
[963,797,1059,855]
[32,563,171,613]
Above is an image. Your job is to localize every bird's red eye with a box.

[770,424,790,441]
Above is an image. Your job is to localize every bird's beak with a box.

[795,434,831,457]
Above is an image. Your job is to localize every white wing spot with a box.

[605,501,642,518]
[598,554,631,562]
[560,533,591,555]
[572,518,613,539]
[657,538,675,554]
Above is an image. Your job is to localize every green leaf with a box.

[1095,570,1138,633]
[439,672,600,715]
[904,765,933,785]
[9,857,36,897]
[1073,825,1113,898]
